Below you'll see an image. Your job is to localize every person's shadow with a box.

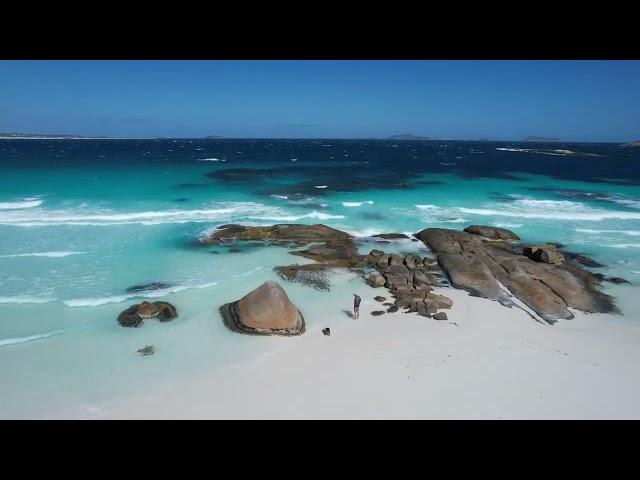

[342,309,354,319]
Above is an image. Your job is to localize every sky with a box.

[0,60,639,142]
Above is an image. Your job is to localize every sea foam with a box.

[0,330,66,347]
[63,281,219,308]
[0,198,43,209]
[0,251,85,258]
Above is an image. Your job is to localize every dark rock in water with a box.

[126,282,172,294]
[322,327,331,336]
[172,198,189,202]
[220,281,305,336]
[433,312,448,321]
[202,224,363,291]
[228,248,242,253]
[562,251,605,268]
[117,305,144,328]
[609,277,630,284]
[362,211,387,221]
[383,302,394,307]
[415,227,618,323]
[117,301,178,327]
[154,302,178,322]
[523,245,565,265]
[371,310,386,316]
[387,305,399,313]
[464,225,520,241]
[369,249,384,257]
[372,233,410,239]
[137,345,155,356]
[374,296,387,302]
[275,264,331,291]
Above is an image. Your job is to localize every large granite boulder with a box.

[220,281,305,336]
[415,227,617,324]
[463,225,520,241]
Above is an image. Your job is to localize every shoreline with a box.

[48,287,640,420]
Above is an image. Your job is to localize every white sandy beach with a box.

[55,286,640,420]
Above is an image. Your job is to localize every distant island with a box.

[624,140,640,147]
[388,134,431,140]
[0,132,111,139]
[522,136,562,142]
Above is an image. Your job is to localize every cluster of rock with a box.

[192,222,624,334]
[201,223,361,291]
[415,225,619,324]
[117,301,178,328]
[363,250,453,319]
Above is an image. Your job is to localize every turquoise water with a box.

[1,139,639,417]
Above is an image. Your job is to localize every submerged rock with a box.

[126,282,172,294]
[201,224,361,291]
[609,277,630,284]
[371,233,410,239]
[371,310,386,316]
[137,345,155,356]
[220,281,305,336]
[275,264,331,291]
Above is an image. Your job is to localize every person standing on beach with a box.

[353,293,361,319]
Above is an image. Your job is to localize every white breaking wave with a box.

[416,198,640,222]
[342,201,374,207]
[197,158,225,162]
[0,202,304,226]
[0,251,85,258]
[610,244,640,249]
[63,281,219,308]
[610,198,640,209]
[496,147,531,152]
[0,330,66,347]
[314,185,328,189]
[270,195,289,200]
[343,228,385,238]
[494,223,523,229]
[0,296,55,305]
[0,197,43,209]
[250,210,345,222]
[576,229,640,236]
